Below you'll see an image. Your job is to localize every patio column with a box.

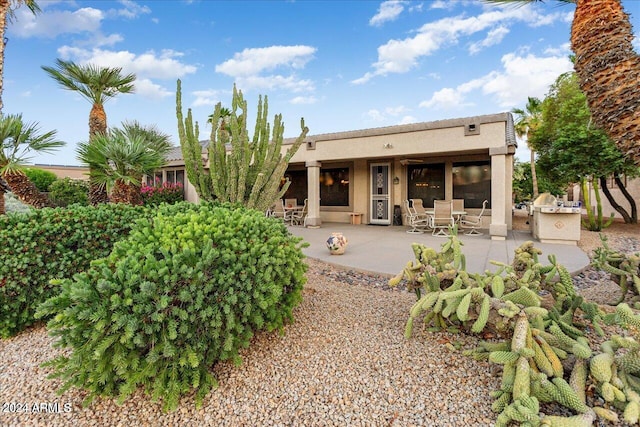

[305,160,322,227]
[489,145,515,240]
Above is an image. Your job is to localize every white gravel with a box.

[1,258,498,427]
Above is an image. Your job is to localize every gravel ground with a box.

[1,215,639,427]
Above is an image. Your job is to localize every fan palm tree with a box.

[0,113,64,214]
[0,0,40,113]
[512,97,543,200]
[41,59,136,204]
[484,0,640,165]
[76,121,171,205]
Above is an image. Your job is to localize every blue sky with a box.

[5,0,640,166]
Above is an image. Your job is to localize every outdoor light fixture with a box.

[383,143,393,149]
[393,176,400,185]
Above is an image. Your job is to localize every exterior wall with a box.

[570,178,640,220]
[159,113,515,239]
[34,164,89,180]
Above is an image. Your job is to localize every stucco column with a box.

[489,146,514,240]
[305,160,322,227]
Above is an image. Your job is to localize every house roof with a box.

[166,112,516,162]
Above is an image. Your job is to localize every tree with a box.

[176,80,309,213]
[41,59,136,204]
[532,72,638,228]
[0,0,40,113]
[513,159,565,203]
[485,0,640,166]
[76,121,171,205]
[0,113,64,214]
[512,97,543,200]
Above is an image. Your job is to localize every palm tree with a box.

[41,59,136,204]
[512,97,543,200]
[76,121,171,205]
[484,0,640,166]
[0,113,64,214]
[0,0,40,113]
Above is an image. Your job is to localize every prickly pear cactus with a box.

[592,234,640,306]
[390,234,640,426]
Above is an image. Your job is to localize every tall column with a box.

[489,146,514,240]
[305,160,322,227]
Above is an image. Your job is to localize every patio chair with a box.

[290,198,308,226]
[270,199,287,221]
[284,198,298,208]
[431,200,454,237]
[460,200,488,236]
[404,199,430,234]
[452,199,465,223]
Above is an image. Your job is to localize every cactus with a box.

[592,234,640,305]
[176,80,309,213]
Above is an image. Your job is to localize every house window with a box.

[320,167,349,206]
[407,164,445,208]
[282,170,307,205]
[452,161,491,208]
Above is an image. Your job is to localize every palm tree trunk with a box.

[2,170,54,209]
[530,148,538,199]
[0,0,10,114]
[571,0,640,164]
[110,180,129,204]
[88,103,109,205]
[0,187,5,215]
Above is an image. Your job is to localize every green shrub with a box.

[37,202,308,411]
[4,192,31,213]
[48,178,89,207]
[0,203,148,338]
[23,167,58,192]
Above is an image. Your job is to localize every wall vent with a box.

[465,123,480,136]
[306,140,316,150]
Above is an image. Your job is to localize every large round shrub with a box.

[49,177,89,206]
[23,167,58,191]
[0,203,148,337]
[37,203,308,411]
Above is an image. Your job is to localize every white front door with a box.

[370,162,391,225]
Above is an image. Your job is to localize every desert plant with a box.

[176,80,309,213]
[23,167,57,192]
[42,59,136,204]
[37,202,308,411]
[0,203,147,337]
[0,113,63,213]
[48,177,89,207]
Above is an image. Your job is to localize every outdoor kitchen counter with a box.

[531,205,582,245]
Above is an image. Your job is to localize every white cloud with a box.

[234,75,315,93]
[290,96,317,105]
[215,45,316,77]
[369,1,408,27]
[399,115,417,124]
[10,7,104,38]
[468,25,509,55]
[134,78,172,100]
[365,109,386,121]
[57,47,197,80]
[419,87,473,110]
[419,51,573,111]
[109,0,152,19]
[191,89,224,107]
[215,45,317,94]
[364,105,411,122]
[353,5,569,84]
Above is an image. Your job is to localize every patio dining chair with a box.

[460,200,488,236]
[431,200,454,237]
[404,199,430,234]
[452,199,465,223]
[284,198,298,208]
[269,199,287,221]
[290,198,308,226]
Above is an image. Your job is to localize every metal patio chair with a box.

[460,199,488,236]
[431,200,454,237]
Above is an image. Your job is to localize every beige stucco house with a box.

[160,112,517,240]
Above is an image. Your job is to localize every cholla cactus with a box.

[176,80,309,212]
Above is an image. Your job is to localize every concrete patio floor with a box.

[287,222,590,277]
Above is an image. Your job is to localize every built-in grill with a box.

[530,193,582,245]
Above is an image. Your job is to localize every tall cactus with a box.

[176,80,309,212]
